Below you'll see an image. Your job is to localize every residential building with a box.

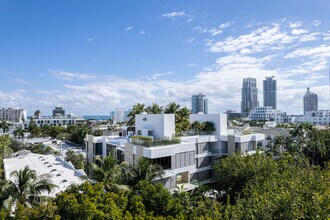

[192,93,208,114]
[249,106,286,121]
[24,115,85,128]
[0,107,27,122]
[225,110,243,119]
[263,76,277,109]
[53,107,65,117]
[241,78,259,115]
[303,87,318,115]
[275,110,330,126]
[3,153,86,197]
[85,113,265,191]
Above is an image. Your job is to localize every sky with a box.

[1,0,330,116]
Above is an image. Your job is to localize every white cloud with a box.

[125,27,133,31]
[14,78,32,85]
[151,71,174,80]
[195,22,232,36]
[160,11,190,19]
[313,20,321,26]
[209,24,296,54]
[182,38,195,43]
[87,38,92,42]
[289,22,302,28]
[285,45,330,58]
[139,31,146,35]
[51,70,95,81]
[291,29,308,35]
[187,63,197,67]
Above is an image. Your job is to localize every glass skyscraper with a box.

[303,87,318,115]
[192,93,208,114]
[263,76,277,109]
[241,78,259,114]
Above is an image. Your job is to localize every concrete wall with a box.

[189,114,227,136]
[135,114,175,139]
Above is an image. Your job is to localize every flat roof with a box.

[3,153,86,197]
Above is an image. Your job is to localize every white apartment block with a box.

[275,110,330,126]
[24,115,85,128]
[85,113,265,191]
[0,107,27,122]
[249,106,285,121]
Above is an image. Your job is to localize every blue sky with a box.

[1,0,330,115]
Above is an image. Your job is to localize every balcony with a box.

[131,136,180,147]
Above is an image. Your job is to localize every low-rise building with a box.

[0,107,27,122]
[249,107,285,121]
[3,153,86,197]
[24,115,85,128]
[275,110,330,126]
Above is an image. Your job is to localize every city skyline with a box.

[1,1,330,115]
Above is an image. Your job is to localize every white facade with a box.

[0,107,27,122]
[135,114,175,139]
[25,115,85,128]
[127,113,265,191]
[249,107,285,121]
[276,110,330,126]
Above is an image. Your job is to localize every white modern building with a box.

[24,115,85,128]
[241,78,259,115]
[249,107,286,121]
[3,153,86,197]
[85,113,265,191]
[275,110,330,126]
[0,107,27,122]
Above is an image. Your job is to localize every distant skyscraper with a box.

[303,87,318,115]
[263,76,277,109]
[192,93,208,114]
[241,78,259,114]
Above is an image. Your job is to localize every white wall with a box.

[189,114,227,136]
[135,114,175,139]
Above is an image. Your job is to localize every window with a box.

[151,156,171,169]
[137,130,142,135]
[94,143,103,155]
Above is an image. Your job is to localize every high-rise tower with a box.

[241,78,259,115]
[192,93,208,114]
[303,87,318,115]
[263,76,277,109]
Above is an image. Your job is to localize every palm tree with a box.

[91,155,128,190]
[1,166,57,207]
[127,103,145,126]
[175,107,191,135]
[271,136,285,156]
[33,110,41,119]
[129,157,164,186]
[0,120,10,134]
[13,128,25,139]
[145,103,164,114]
[164,102,180,114]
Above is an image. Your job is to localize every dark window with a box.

[151,156,171,169]
[94,143,103,155]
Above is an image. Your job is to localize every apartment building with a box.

[249,106,286,121]
[24,115,85,128]
[275,110,330,126]
[0,107,27,122]
[85,113,265,191]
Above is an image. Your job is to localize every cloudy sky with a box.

[1,0,330,115]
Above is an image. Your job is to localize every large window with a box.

[151,156,171,169]
[175,151,195,168]
[94,143,103,155]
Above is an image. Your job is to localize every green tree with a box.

[65,150,85,170]
[1,166,57,207]
[164,102,180,114]
[145,103,164,114]
[33,110,41,119]
[92,155,128,191]
[127,103,145,126]
[175,107,191,135]
[128,157,164,186]
[13,128,25,139]
[0,120,10,134]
